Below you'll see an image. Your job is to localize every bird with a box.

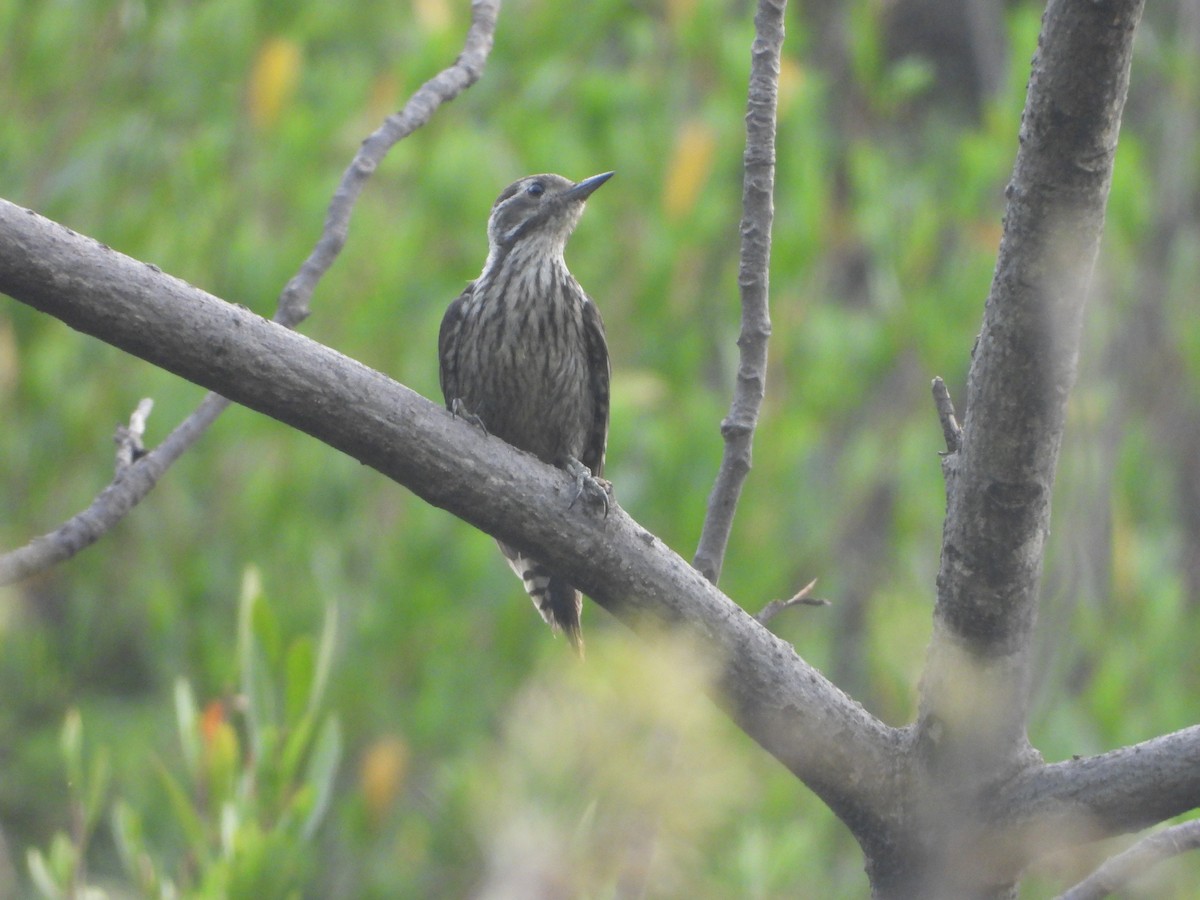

[438,172,613,655]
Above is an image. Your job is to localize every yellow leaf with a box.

[415,0,452,32]
[666,0,698,28]
[778,55,806,110]
[0,315,17,396]
[663,120,717,221]
[366,72,401,125]
[360,735,409,826]
[248,36,301,130]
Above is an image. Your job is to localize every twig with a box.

[931,376,962,454]
[691,0,785,586]
[756,578,828,625]
[0,394,229,584]
[0,1,501,586]
[1057,820,1200,900]
[276,0,498,327]
[113,398,153,471]
[619,6,786,896]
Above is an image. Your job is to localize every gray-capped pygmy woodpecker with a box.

[438,172,614,655]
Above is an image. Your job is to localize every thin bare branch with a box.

[622,7,787,893]
[0,393,229,584]
[931,376,961,454]
[691,0,784,585]
[756,578,828,624]
[0,1,500,586]
[1057,819,1200,900]
[277,0,499,327]
[113,398,153,472]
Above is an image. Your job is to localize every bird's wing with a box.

[580,295,611,477]
[438,282,473,409]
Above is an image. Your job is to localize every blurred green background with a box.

[3,0,1199,895]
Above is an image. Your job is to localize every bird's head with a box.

[485,171,613,260]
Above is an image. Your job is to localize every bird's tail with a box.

[498,541,584,657]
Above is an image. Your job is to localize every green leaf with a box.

[251,582,283,669]
[238,567,277,755]
[308,599,338,718]
[82,747,111,834]
[277,712,317,800]
[219,802,241,859]
[154,757,211,868]
[26,847,61,900]
[284,636,315,727]
[112,801,162,897]
[60,708,82,790]
[204,718,241,811]
[254,720,285,809]
[174,677,201,783]
[110,801,142,874]
[302,716,342,840]
[47,832,74,891]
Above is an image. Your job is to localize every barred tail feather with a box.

[498,541,584,656]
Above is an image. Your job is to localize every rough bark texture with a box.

[892,0,1149,895]
[996,725,1200,840]
[925,0,1142,779]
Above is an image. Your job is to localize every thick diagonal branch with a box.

[0,199,901,834]
[996,725,1200,848]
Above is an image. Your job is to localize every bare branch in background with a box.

[276,0,499,326]
[931,375,962,454]
[755,578,827,625]
[617,5,787,893]
[1057,819,1200,900]
[113,398,153,471]
[0,393,228,585]
[0,0,500,586]
[691,0,784,586]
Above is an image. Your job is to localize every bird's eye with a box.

[526,181,545,197]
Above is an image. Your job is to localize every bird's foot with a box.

[563,456,611,517]
[449,398,489,436]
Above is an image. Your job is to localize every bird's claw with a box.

[564,457,611,517]
[450,398,489,436]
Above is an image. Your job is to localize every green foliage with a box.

[2,0,1199,895]
[25,709,111,900]
[27,571,340,898]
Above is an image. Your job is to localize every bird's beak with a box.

[566,171,614,201]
